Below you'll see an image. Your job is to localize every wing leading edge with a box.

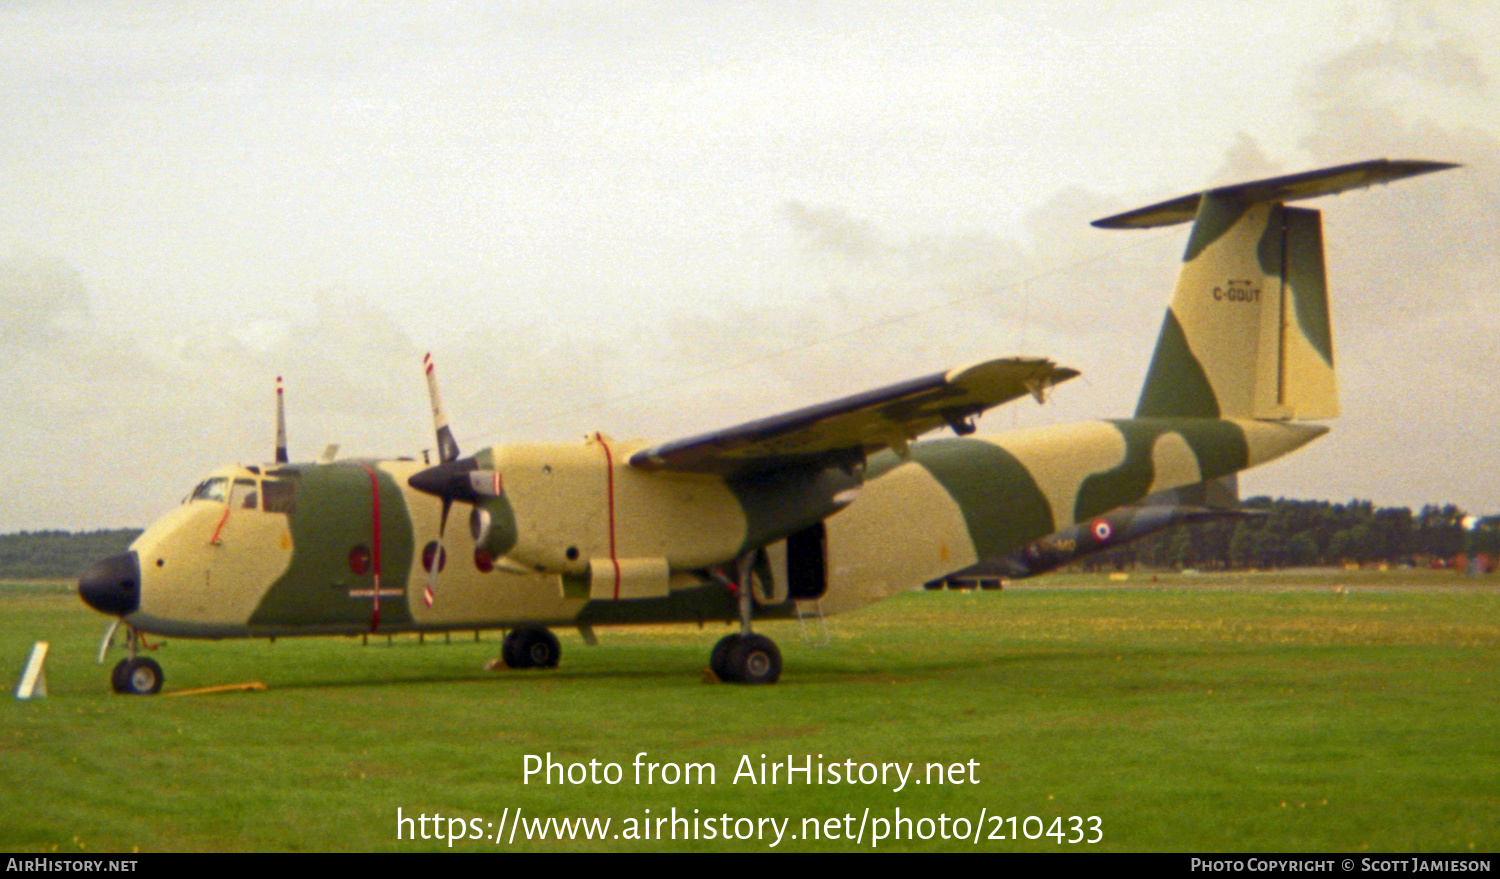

[629,356,1079,476]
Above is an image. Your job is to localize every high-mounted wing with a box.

[629,356,1078,476]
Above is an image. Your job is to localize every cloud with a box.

[1208,135,1286,186]
[1234,11,1500,513]
[3,3,1497,531]
[0,265,438,527]
[1310,37,1488,98]
[767,184,1183,432]
[0,250,91,346]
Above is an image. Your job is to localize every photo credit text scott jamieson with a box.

[1188,858,1492,873]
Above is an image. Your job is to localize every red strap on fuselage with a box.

[209,505,230,545]
[594,433,621,600]
[359,464,384,632]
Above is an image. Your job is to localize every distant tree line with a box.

[1086,499,1500,571]
[0,530,142,580]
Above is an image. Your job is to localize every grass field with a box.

[2,570,1496,852]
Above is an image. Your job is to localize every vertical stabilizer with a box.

[1132,199,1335,419]
[1277,207,1337,419]
[1092,159,1456,420]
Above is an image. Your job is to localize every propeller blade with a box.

[424,498,451,608]
[96,618,119,665]
[424,353,460,463]
[420,354,462,606]
[275,376,288,463]
[412,355,502,598]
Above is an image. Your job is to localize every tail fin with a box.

[1094,159,1457,420]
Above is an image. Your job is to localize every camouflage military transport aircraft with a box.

[79,159,1453,692]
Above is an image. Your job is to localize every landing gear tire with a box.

[722,634,781,685]
[110,658,130,692]
[111,657,164,695]
[710,634,741,682]
[500,632,527,669]
[526,629,560,669]
[502,627,560,670]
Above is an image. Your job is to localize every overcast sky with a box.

[2,1,1496,532]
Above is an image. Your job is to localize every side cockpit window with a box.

[231,478,259,511]
[262,479,296,515]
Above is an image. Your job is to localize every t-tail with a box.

[1094,159,1458,420]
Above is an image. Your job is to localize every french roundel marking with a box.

[1091,519,1113,541]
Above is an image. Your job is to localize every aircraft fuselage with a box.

[82,418,1323,641]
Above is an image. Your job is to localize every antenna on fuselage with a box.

[275,376,289,464]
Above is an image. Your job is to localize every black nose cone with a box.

[79,552,141,616]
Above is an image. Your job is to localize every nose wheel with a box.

[111,656,164,695]
[107,625,164,695]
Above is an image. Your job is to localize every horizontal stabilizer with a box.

[1091,159,1458,230]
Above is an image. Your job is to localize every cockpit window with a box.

[262,479,295,514]
[189,477,229,504]
[231,478,259,511]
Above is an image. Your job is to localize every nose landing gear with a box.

[112,656,164,695]
[110,627,164,695]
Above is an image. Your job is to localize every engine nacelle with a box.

[492,438,747,577]
[468,496,518,560]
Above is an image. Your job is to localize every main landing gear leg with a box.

[709,553,782,685]
[110,625,164,695]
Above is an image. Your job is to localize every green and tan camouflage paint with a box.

[1137,198,1337,420]
[819,417,1323,613]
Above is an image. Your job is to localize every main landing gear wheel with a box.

[502,627,560,670]
[710,634,739,680]
[710,633,781,684]
[111,657,164,695]
[705,551,783,684]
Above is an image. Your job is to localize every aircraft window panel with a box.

[232,478,259,511]
[189,477,229,504]
[262,479,295,514]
